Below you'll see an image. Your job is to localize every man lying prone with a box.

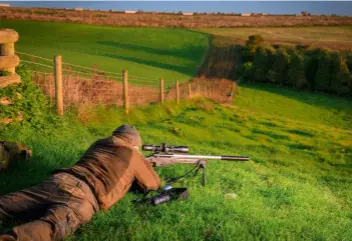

[0,124,160,241]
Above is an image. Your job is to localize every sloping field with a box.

[0,20,209,86]
[196,26,352,50]
[1,84,351,240]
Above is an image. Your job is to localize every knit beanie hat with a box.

[112,124,142,147]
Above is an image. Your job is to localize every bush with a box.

[304,50,319,90]
[287,50,307,89]
[242,34,265,62]
[346,53,352,72]
[0,64,49,129]
[252,46,274,83]
[267,48,290,85]
[330,53,351,95]
[236,62,253,82]
[236,35,352,96]
[314,49,332,92]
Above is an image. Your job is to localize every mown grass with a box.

[0,20,209,87]
[1,83,351,240]
[195,26,352,50]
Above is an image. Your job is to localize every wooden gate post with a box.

[54,55,63,116]
[160,78,164,104]
[123,70,129,113]
[176,80,180,104]
[0,29,21,87]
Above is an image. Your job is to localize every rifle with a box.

[143,143,249,186]
[137,143,249,205]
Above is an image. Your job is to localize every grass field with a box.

[1,83,351,240]
[195,26,352,50]
[0,20,209,86]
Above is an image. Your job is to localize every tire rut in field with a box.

[197,36,241,80]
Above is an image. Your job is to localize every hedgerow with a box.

[237,35,352,96]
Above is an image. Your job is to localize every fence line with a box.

[26,54,234,116]
[16,51,53,62]
[21,58,171,85]
[20,60,54,69]
[17,50,160,83]
[62,61,123,77]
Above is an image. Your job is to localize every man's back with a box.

[55,136,160,210]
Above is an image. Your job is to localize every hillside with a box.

[0,20,209,86]
[1,7,352,27]
[1,82,351,240]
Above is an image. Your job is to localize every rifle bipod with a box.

[165,159,207,186]
[133,160,208,206]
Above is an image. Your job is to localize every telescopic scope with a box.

[142,143,189,153]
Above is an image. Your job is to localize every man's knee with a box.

[41,206,82,240]
[12,220,53,241]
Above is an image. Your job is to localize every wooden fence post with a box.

[0,29,21,88]
[188,83,192,98]
[1,42,15,74]
[160,78,164,104]
[54,55,63,116]
[123,70,129,113]
[176,80,180,104]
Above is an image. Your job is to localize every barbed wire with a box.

[32,71,53,75]
[16,50,171,83]
[20,60,54,69]
[16,51,53,62]
[62,61,122,77]
[61,69,123,81]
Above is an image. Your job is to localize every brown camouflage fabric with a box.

[0,136,160,241]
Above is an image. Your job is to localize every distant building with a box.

[241,13,251,17]
[74,8,84,11]
[182,12,194,16]
[0,4,10,7]
[124,10,137,14]
[88,9,94,11]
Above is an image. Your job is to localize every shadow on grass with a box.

[99,53,195,77]
[97,41,205,61]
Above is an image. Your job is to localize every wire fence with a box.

[31,72,160,108]
[32,71,234,111]
[17,51,235,113]
[16,51,166,86]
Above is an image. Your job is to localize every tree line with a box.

[236,35,352,96]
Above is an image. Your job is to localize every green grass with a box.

[1,83,351,241]
[195,26,352,49]
[0,20,209,87]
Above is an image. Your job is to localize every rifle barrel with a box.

[154,154,249,161]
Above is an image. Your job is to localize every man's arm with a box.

[133,152,161,192]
